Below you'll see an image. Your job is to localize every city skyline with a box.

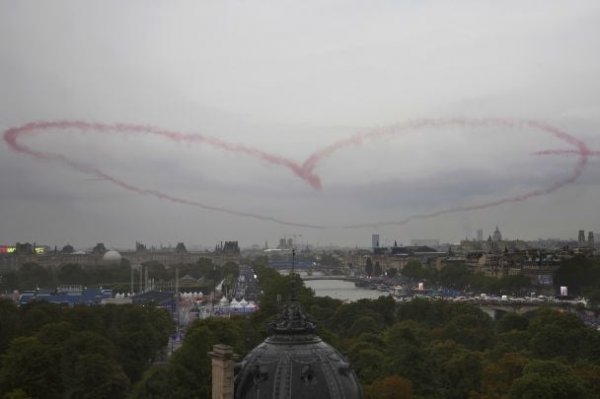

[1,226,597,253]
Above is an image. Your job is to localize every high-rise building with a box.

[372,234,380,249]
[588,232,595,248]
[477,229,484,241]
[578,230,586,247]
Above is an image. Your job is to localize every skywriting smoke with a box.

[3,118,593,229]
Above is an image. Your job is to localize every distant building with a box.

[578,230,586,247]
[277,238,294,250]
[135,241,147,252]
[371,234,380,249]
[411,239,440,249]
[92,243,107,254]
[589,232,595,248]
[477,229,484,242]
[492,226,503,242]
[175,242,187,253]
[19,287,113,307]
[102,250,122,264]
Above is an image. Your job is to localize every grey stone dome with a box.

[102,250,122,264]
[234,301,362,399]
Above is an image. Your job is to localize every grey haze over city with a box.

[1,1,599,249]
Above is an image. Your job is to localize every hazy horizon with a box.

[1,1,599,249]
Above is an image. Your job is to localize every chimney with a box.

[208,344,237,399]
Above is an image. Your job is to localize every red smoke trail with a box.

[5,121,321,189]
[3,118,592,229]
[336,119,591,228]
[534,149,600,156]
[3,121,325,229]
[304,118,585,174]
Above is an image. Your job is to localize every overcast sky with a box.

[1,1,599,249]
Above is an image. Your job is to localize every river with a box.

[304,279,388,302]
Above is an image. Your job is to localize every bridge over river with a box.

[300,275,360,282]
[300,275,588,320]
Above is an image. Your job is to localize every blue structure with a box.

[19,288,113,307]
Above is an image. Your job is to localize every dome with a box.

[102,250,122,264]
[234,301,362,398]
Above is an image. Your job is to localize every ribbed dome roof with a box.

[234,301,362,399]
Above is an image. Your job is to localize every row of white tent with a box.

[179,291,204,298]
[218,296,257,310]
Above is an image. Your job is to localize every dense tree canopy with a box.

[2,255,600,399]
[0,300,173,399]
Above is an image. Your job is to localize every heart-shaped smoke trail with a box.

[3,118,592,229]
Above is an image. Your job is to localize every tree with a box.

[555,255,600,296]
[57,263,86,285]
[401,261,426,280]
[583,287,600,311]
[0,337,62,399]
[481,352,529,398]
[19,302,64,334]
[374,262,383,277]
[0,299,19,353]
[497,313,529,333]
[442,313,495,351]
[0,303,172,398]
[426,340,483,398]
[383,321,432,394]
[130,367,175,399]
[2,390,32,399]
[438,263,471,290]
[254,267,313,319]
[349,315,380,337]
[572,361,600,399]
[330,301,383,334]
[509,360,587,399]
[16,262,53,290]
[168,318,245,398]
[348,347,386,384]
[528,309,594,361]
[365,258,373,277]
[365,375,413,399]
[64,353,130,399]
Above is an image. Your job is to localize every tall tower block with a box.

[578,230,586,247]
[372,234,380,249]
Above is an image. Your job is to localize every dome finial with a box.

[267,248,318,336]
[290,248,297,302]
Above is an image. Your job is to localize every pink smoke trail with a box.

[5,121,321,189]
[534,149,600,156]
[3,118,592,229]
[3,122,325,229]
[337,119,591,228]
